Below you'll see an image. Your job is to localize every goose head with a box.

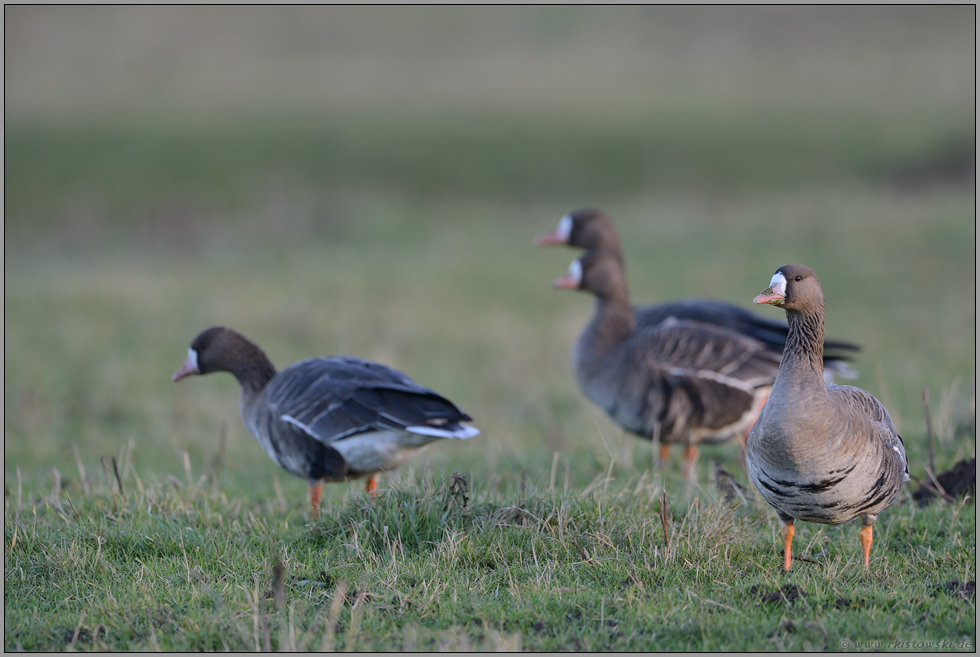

[553,250,630,303]
[172,327,276,389]
[754,264,824,313]
[536,208,621,255]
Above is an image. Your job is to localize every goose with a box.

[172,327,479,516]
[537,208,861,368]
[553,250,782,474]
[747,265,908,570]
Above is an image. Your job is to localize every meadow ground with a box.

[4,6,976,651]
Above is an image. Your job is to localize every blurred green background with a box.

[4,6,975,505]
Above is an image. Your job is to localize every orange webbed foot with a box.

[781,521,795,571]
[859,524,873,569]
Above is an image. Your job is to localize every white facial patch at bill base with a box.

[186,348,199,370]
[556,214,573,242]
[768,271,787,297]
[566,259,583,285]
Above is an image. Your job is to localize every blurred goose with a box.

[537,208,860,370]
[172,327,479,516]
[553,250,782,474]
[747,265,908,570]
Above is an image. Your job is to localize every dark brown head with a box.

[535,208,622,257]
[173,327,277,390]
[753,264,825,313]
[553,249,630,303]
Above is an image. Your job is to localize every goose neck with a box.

[782,307,826,377]
[230,348,278,397]
[582,296,636,356]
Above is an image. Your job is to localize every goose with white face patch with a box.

[552,250,784,476]
[747,264,908,570]
[536,208,861,374]
[172,327,479,517]
[538,209,862,470]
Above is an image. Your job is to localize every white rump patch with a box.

[407,424,480,440]
[557,214,573,241]
[332,430,438,473]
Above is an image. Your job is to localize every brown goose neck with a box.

[589,295,636,346]
[229,343,278,394]
[783,307,825,373]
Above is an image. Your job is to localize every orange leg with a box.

[781,521,795,571]
[658,443,671,464]
[365,474,378,496]
[309,481,322,519]
[682,445,699,478]
[859,524,873,569]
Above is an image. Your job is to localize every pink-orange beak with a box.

[553,259,582,289]
[535,215,573,247]
[753,287,785,305]
[172,350,199,382]
[535,229,568,246]
[553,272,578,289]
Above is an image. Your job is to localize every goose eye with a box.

[794,276,802,282]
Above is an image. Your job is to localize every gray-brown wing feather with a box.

[635,298,860,361]
[638,318,782,389]
[827,384,909,481]
[264,357,473,443]
[585,319,778,441]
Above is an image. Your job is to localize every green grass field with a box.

[4,6,976,651]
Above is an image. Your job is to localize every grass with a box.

[4,460,976,651]
[4,6,976,652]
[4,186,975,651]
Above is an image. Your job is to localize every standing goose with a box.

[554,250,782,473]
[172,327,479,517]
[537,208,861,369]
[747,265,908,570]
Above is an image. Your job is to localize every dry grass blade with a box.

[317,582,348,652]
[111,456,124,498]
[343,590,368,652]
[67,611,86,651]
[571,536,595,566]
[272,557,286,609]
[908,473,958,505]
[714,462,751,505]
[72,444,89,495]
[243,583,260,652]
[923,388,936,475]
[261,591,272,653]
[101,455,124,497]
[686,588,745,617]
[659,490,670,550]
[449,471,469,508]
